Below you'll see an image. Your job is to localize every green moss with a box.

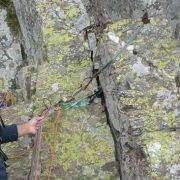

[56,53,64,62]
[57,118,112,171]
[36,2,46,12]
[150,171,159,178]
[109,19,133,30]
[67,6,79,18]
[157,60,169,70]
[36,56,89,103]
[166,112,175,126]
[42,107,113,174]
[48,33,73,46]
[151,39,179,68]
[67,59,89,73]
[43,26,54,37]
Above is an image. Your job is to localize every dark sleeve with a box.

[0,124,18,144]
[0,158,8,180]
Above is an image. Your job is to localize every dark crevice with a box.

[0,0,20,35]
[90,49,123,179]
[20,43,28,67]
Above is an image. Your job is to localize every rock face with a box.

[0,0,46,103]
[82,0,143,25]
[12,0,46,66]
[0,0,179,179]
[1,0,116,179]
[163,0,180,40]
[0,9,22,92]
[12,0,47,102]
[81,0,179,179]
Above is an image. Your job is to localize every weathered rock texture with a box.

[0,9,22,92]
[12,0,47,102]
[96,45,149,179]
[82,0,143,24]
[0,0,179,179]
[163,0,180,40]
[82,0,179,179]
[1,0,116,179]
[12,0,46,66]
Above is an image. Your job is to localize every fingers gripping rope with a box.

[28,106,60,180]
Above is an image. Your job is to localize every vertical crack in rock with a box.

[84,1,151,179]
[87,34,149,179]
[96,44,149,180]
[90,50,124,179]
[12,0,47,102]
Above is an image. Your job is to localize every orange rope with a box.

[47,107,61,180]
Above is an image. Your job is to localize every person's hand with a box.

[27,116,44,135]
[17,116,44,137]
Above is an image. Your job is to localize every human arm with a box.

[17,116,43,137]
[0,116,43,144]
